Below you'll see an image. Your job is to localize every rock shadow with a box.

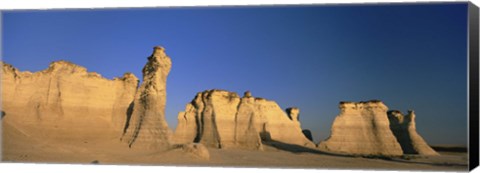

[261,137,352,158]
[387,111,416,154]
[431,146,467,152]
[122,102,135,135]
[259,131,271,141]
[302,129,313,142]
[1,111,5,119]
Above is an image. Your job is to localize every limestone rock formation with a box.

[173,89,315,149]
[122,46,173,150]
[387,110,439,156]
[1,61,139,141]
[318,101,403,156]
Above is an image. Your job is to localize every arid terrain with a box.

[1,123,468,171]
[1,46,469,171]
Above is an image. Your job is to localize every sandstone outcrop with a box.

[318,101,404,156]
[122,46,173,150]
[173,90,315,149]
[1,61,138,141]
[387,110,439,156]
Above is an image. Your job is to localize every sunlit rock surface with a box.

[174,90,315,149]
[122,46,173,150]
[1,60,138,141]
[318,101,404,156]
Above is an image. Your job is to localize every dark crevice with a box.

[128,97,148,147]
[197,91,222,148]
[191,94,202,143]
[233,99,243,142]
[302,129,314,142]
[193,114,202,143]
[387,111,417,154]
[211,111,222,148]
[259,123,271,141]
[193,95,205,143]
[122,101,135,135]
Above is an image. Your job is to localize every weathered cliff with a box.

[1,60,139,141]
[388,110,439,156]
[174,90,315,149]
[318,101,404,156]
[122,46,173,150]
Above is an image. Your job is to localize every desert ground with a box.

[2,120,468,171]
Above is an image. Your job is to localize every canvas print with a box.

[1,2,478,171]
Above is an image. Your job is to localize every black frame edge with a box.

[469,1,480,171]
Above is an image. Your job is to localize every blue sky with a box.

[2,3,468,145]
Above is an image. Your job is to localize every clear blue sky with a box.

[2,3,468,145]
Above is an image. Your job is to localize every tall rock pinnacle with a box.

[123,46,173,150]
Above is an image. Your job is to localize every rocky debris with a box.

[1,60,138,140]
[173,89,315,150]
[318,101,404,156]
[388,110,439,156]
[122,46,173,150]
[177,143,210,160]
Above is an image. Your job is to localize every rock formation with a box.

[318,101,404,156]
[1,61,139,141]
[387,110,439,156]
[174,89,315,149]
[2,45,176,151]
[122,46,173,150]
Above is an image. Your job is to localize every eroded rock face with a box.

[173,90,315,149]
[388,110,439,156]
[318,101,403,156]
[122,46,173,150]
[1,61,139,141]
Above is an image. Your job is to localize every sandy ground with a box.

[1,121,468,172]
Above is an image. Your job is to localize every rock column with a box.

[123,46,172,150]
